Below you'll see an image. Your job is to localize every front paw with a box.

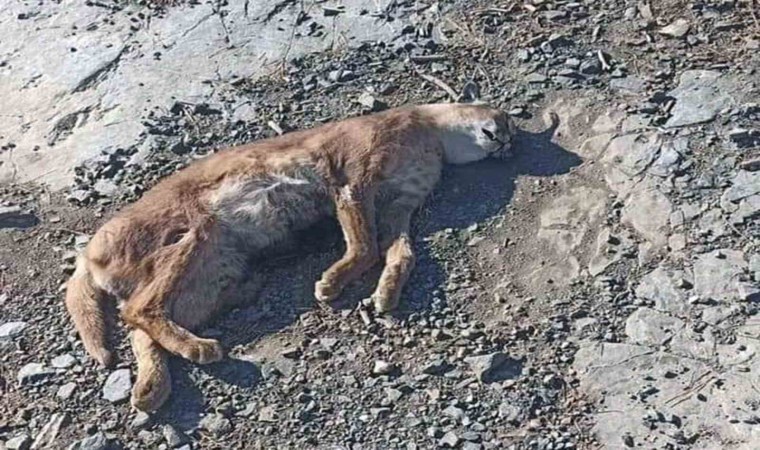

[369,293,399,313]
[314,279,340,302]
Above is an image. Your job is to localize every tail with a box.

[65,257,114,367]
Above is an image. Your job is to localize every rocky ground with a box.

[1,0,759,449]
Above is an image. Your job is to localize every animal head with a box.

[424,103,517,165]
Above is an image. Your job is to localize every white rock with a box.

[694,250,759,302]
[102,368,132,403]
[31,413,69,449]
[51,354,77,369]
[372,360,395,375]
[0,321,28,340]
[621,179,672,248]
[57,382,77,400]
[658,19,690,38]
[17,363,55,386]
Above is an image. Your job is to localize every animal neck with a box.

[416,104,487,164]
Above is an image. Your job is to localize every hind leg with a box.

[130,329,171,412]
[122,251,224,364]
[121,225,227,365]
[124,292,224,365]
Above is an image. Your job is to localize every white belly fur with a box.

[209,168,331,252]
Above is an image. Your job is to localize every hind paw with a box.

[179,338,224,365]
[131,373,171,412]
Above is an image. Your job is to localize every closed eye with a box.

[482,128,498,141]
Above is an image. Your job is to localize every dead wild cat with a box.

[65,103,517,411]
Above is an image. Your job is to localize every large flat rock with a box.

[664,70,739,128]
[0,0,408,190]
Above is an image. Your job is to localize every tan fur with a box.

[64,103,515,411]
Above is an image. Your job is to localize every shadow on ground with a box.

[155,120,582,429]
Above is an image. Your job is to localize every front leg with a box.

[369,201,417,313]
[315,185,379,302]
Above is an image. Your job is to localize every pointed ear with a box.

[459,80,480,103]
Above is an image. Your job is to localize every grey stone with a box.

[635,267,688,315]
[525,73,548,83]
[498,403,522,422]
[0,321,28,340]
[602,133,661,195]
[51,354,77,369]
[67,189,92,204]
[697,208,727,241]
[588,228,631,276]
[372,360,395,376]
[257,405,277,423]
[421,358,452,375]
[5,434,32,450]
[621,115,650,133]
[610,77,646,94]
[68,432,108,450]
[443,405,466,422]
[722,171,760,223]
[516,49,531,62]
[130,412,151,430]
[729,195,760,224]
[625,308,684,346]
[162,425,188,448]
[200,413,232,435]
[57,382,77,400]
[31,413,69,449]
[102,368,131,403]
[543,10,567,21]
[580,60,602,75]
[439,431,460,448]
[621,179,672,248]
[230,102,257,123]
[464,352,521,383]
[694,250,759,302]
[536,187,608,284]
[728,128,750,142]
[17,363,55,386]
[564,57,581,69]
[0,206,38,229]
[357,92,385,112]
[658,19,690,38]
[665,71,736,128]
[722,170,760,203]
[384,387,404,403]
[93,179,119,197]
[749,254,760,275]
[649,141,682,177]
[574,339,758,449]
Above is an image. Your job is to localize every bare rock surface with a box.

[0,0,407,189]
